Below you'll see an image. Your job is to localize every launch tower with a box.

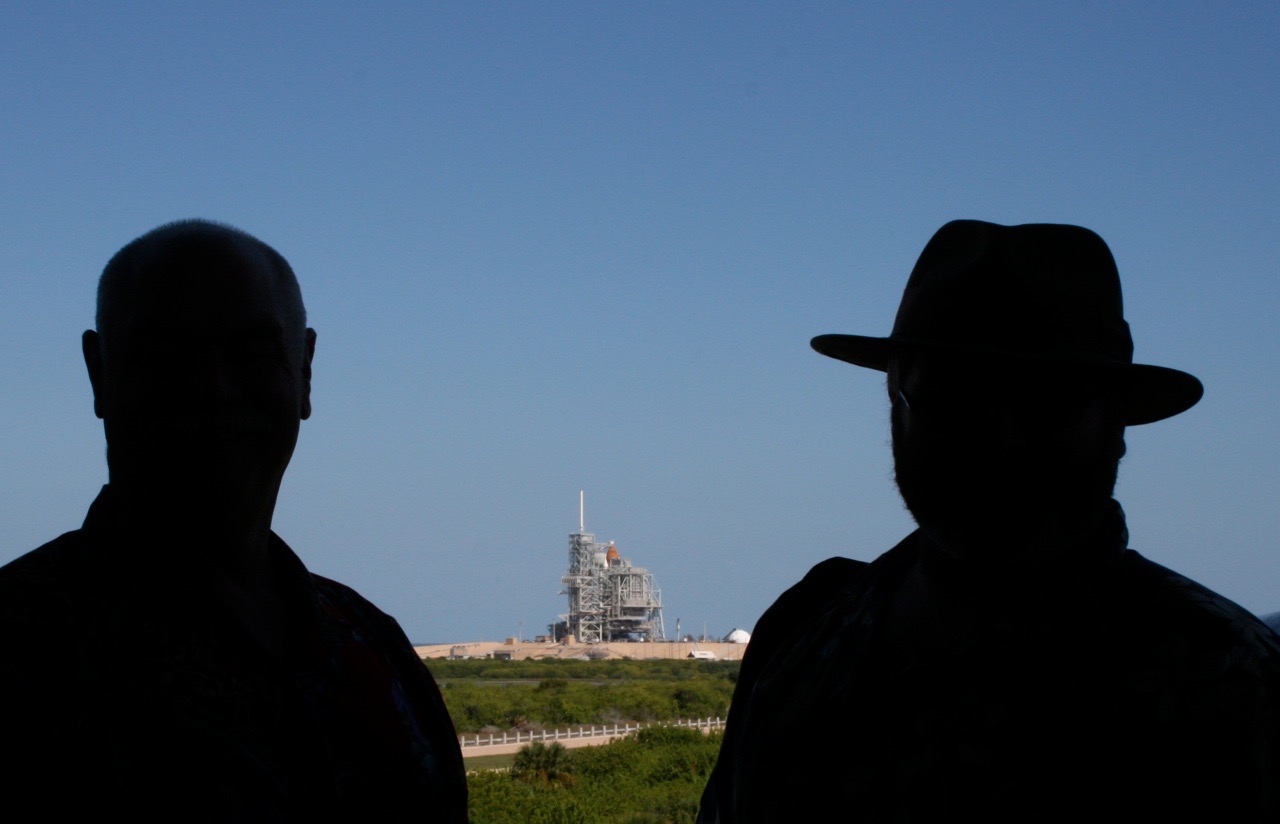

[560,492,665,643]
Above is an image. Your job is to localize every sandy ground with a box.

[416,639,748,661]
[460,720,725,756]
[461,730,636,756]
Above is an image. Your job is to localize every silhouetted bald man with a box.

[701,221,1280,822]
[0,221,466,821]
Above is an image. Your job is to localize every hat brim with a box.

[810,333,1203,426]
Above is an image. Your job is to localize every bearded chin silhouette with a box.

[890,405,1126,565]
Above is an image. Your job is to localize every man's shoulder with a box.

[307,572,425,659]
[757,536,912,632]
[310,573,399,630]
[740,554,876,676]
[305,570,467,811]
[0,529,111,683]
[699,550,890,823]
[1112,549,1280,659]
[767,556,870,622]
[0,528,90,576]
[797,555,872,587]
[1,489,133,598]
[0,529,99,612]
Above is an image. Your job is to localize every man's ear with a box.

[82,330,105,419]
[300,328,316,421]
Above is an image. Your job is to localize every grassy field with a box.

[464,753,517,772]
[429,658,739,735]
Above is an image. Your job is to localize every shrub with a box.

[513,742,575,787]
[469,731,724,823]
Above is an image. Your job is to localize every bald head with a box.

[95,220,307,358]
[82,220,316,532]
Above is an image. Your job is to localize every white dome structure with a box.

[725,628,751,644]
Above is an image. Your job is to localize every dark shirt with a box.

[0,487,467,821]
[701,503,1280,822]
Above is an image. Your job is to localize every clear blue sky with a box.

[2,3,1276,643]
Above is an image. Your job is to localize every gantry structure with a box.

[559,492,665,643]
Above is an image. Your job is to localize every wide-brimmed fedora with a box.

[811,220,1202,425]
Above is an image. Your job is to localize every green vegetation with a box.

[429,658,739,734]
[469,727,722,824]
[464,753,516,772]
[513,741,576,786]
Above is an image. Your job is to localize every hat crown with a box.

[809,219,1204,424]
[890,220,1135,364]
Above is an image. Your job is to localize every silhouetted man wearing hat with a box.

[0,221,466,821]
[700,221,1280,821]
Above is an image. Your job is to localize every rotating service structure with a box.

[560,493,666,643]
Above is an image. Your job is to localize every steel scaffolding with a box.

[559,493,665,643]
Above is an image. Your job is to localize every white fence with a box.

[458,716,726,749]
